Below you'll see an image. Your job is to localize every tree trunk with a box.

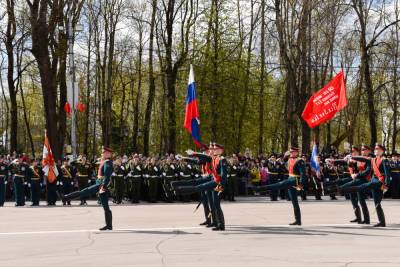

[143,0,157,156]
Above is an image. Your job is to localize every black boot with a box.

[373,205,386,227]
[350,206,362,224]
[213,209,225,231]
[361,205,370,224]
[57,190,80,203]
[289,207,302,226]
[100,210,113,230]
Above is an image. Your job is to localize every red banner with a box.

[301,70,348,128]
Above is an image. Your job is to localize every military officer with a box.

[75,156,92,205]
[145,157,160,203]
[127,155,143,203]
[60,158,75,206]
[226,156,239,201]
[254,147,306,226]
[12,157,29,206]
[341,144,390,227]
[29,159,43,206]
[59,147,114,230]
[161,157,176,202]
[112,156,126,204]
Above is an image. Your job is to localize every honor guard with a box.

[161,158,176,202]
[60,159,75,205]
[127,156,143,203]
[254,147,306,226]
[12,157,29,206]
[340,144,390,227]
[145,157,160,203]
[174,143,228,231]
[75,156,92,205]
[226,156,239,201]
[112,157,126,204]
[59,147,114,230]
[29,160,43,206]
[0,156,9,206]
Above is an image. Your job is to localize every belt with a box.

[289,174,300,177]
[14,175,25,178]
[229,174,237,177]
[132,175,141,178]
[31,178,41,181]
[268,172,279,175]
[165,175,174,178]
[0,175,5,178]
[78,175,88,177]
[392,170,400,173]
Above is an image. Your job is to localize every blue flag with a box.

[310,144,320,173]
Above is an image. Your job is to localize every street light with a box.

[67,13,83,160]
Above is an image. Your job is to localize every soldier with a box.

[145,157,160,203]
[341,144,390,227]
[0,156,9,207]
[127,155,143,203]
[112,156,126,204]
[29,159,43,206]
[389,151,400,199]
[75,156,92,205]
[310,155,323,200]
[60,158,75,206]
[254,147,306,226]
[174,143,228,231]
[59,146,114,230]
[161,157,176,202]
[226,156,239,201]
[12,157,29,206]
[323,154,339,200]
[266,154,280,201]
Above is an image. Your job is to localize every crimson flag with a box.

[301,70,348,128]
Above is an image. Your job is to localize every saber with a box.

[193,200,202,213]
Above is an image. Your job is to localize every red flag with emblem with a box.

[42,132,59,183]
[301,70,348,128]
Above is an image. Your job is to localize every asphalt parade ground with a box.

[1,197,400,267]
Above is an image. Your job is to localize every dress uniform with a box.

[145,158,160,203]
[127,157,142,203]
[75,156,92,205]
[254,147,305,225]
[172,155,214,227]
[174,143,227,231]
[226,159,238,201]
[0,156,9,206]
[60,159,75,205]
[341,144,390,227]
[112,158,126,204]
[12,158,29,206]
[335,146,371,224]
[29,161,43,206]
[161,160,176,202]
[60,147,114,230]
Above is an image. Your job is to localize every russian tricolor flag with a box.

[184,65,202,148]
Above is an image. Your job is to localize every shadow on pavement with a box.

[221,225,394,237]
[95,230,202,235]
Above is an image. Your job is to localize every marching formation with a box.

[0,143,399,230]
